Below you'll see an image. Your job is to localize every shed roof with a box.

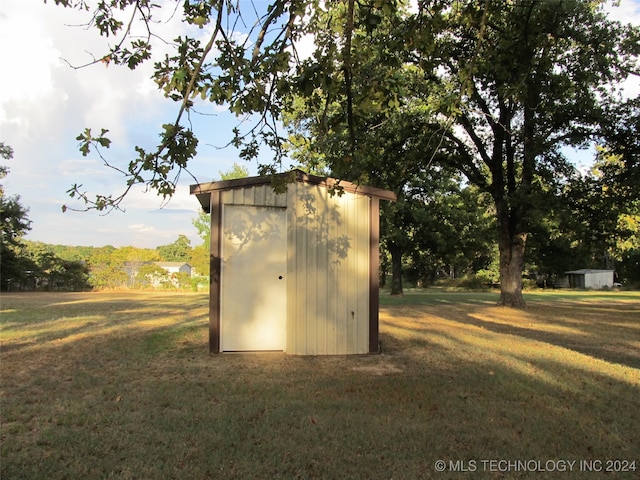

[155,262,192,268]
[190,169,397,213]
[565,269,614,274]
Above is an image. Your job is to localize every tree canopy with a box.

[51,0,640,304]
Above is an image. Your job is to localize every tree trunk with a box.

[389,244,403,296]
[496,203,527,308]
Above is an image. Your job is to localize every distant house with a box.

[154,262,192,277]
[565,269,614,289]
[124,261,192,288]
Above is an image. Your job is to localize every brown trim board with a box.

[369,196,380,354]
[209,191,221,354]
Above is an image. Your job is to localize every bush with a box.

[458,275,490,291]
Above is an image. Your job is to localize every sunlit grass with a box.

[1,290,639,479]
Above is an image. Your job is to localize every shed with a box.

[191,170,396,355]
[565,269,615,289]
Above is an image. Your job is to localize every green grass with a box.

[1,291,639,479]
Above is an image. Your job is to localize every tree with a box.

[137,263,170,289]
[563,149,640,281]
[87,246,128,289]
[18,241,91,291]
[404,1,640,306]
[220,162,250,181]
[56,0,312,212]
[157,234,192,262]
[1,142,33,290]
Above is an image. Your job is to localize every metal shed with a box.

[565,269,615,289]
[191,170,396,355]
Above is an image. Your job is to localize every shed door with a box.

[221,205,287,351]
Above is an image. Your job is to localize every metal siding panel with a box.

[265,183,276,206]
[302,183,318,354]
[286,190,297,354]
[243,186,255,205]
[334,192,349,354]
[276,188,288,207]
[348,193,359,354]
[369,197,380,353]
[255,184,267,205]
[326,190,339,355]
[315,184,328,354]
[232,188,243,204]
[295,183,308,354]
[221,190,232,205]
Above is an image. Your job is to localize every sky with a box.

[1,0,639,249]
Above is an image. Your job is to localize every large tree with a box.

[52,1,639,306]
[405,1,639,305]
[1,143,33,290]
[284,1,639,304]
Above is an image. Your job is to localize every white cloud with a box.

[0,5,60,105]
[58,158,106,177]
[605,0,640,23]
[129,223,156,233]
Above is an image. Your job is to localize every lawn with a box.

[1,290,639,479]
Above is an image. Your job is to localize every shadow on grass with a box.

[450,306,640,369]
[379,291,640,369]
[0,292,209,356]
[450,316,640,368]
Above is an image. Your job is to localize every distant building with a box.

[124,261,192,288]
[154,262,192,277]
[565,269,614,289]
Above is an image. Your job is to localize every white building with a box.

[565,269,615,289]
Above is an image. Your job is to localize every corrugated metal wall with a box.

[220,184,287,208]
[218,181,371,355]
[286,182,370,355]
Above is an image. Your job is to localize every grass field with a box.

[1,290,639,479]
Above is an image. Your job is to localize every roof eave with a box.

[190,170,397,210]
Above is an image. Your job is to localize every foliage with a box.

[407,1,637,306]
[156,234,191,262]
[47,1,640,303]
[219,162,250,181]
[56,0,310,212]
[136,263,170,289]
[0,143,31,246]
[87,246,128,289]
[561,149,640,283]
[1,143,34,290]
[4,238,211,290]
[283,0,639,305]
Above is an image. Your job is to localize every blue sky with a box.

[0,0,284,248]
[1,0,639,249]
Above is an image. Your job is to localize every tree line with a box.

[2,142,638,292]
[1,236,210,292]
